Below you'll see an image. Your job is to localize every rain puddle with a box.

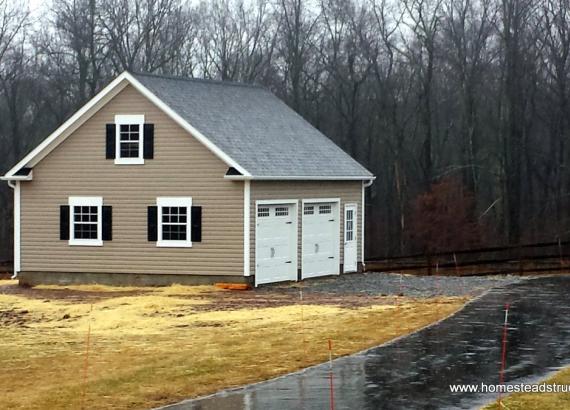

[161,276,570,409]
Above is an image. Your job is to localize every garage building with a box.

[2,72,374,286]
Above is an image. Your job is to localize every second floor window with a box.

[119,124,140,158]
[115,114,144,164]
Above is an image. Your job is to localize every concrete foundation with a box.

[17,262,364,287]
[18,271,253,287]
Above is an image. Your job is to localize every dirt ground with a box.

[0,278,467,410]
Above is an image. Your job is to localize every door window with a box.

[345,209,354,241]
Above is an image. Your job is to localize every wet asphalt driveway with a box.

[161,276,570,410]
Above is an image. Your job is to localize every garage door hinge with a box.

[328,256,335,259]
[329,219,335,222]
[286,221,292,224]
[285,261,292,264]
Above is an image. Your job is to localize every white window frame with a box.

[69,196,103,246]
[115,114,145,165]
[157,197,193,248]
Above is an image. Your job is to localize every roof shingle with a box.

[132,73,373,179]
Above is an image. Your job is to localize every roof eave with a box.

[1,172,33,182]
[3,71,253,179]
[4,73,132,178]
[224,175,376,181]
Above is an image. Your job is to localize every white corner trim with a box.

[243,180,251,276]
[156,196,193,248]
[68,196,103,247]
[4,74,131,177]
[361,182,365,263]
[362,179,373,265]
[124,72,251,177]
[13,181,20,275]
[114,114,145,165]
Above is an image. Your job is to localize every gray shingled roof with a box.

[132,73,373,179]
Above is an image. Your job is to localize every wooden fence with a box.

[365,240,570,276]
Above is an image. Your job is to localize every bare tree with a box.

[52,0,107,103]
[100,0,188,73]
[274,0,320,111]
[402,0,443,189]
[441,0,495,195]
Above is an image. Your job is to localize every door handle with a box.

[315,243,319,253]
[270,247,275,258]
[285,261,292,264]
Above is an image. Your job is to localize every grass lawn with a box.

[484,366,570,409]
[0,279,466,410]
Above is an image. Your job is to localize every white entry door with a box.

[255,203,297,286]
[302,202,340,279]
[343,204,358,273]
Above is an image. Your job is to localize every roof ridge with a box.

[130,71,265,90]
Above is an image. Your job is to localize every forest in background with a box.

[1,0,569,260]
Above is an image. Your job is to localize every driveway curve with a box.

[160,276,570,410]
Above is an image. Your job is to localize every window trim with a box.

[114,114,145,165]
[68,196,103,246]
[157,197,193,248]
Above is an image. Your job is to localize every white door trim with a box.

[344,203,358,273]
[256,199,299,205]
[303,197,341,204]
[254,199,298,286]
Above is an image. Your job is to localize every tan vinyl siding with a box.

[250,181,362,274]
[20,85,244,276]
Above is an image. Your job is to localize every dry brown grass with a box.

[483,366,570,410]
[0,279,466,410]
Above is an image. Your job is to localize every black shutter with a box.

[143,124,154,159]
[191,206,202,242]
[148,206,158,241]
[102,206,112,241]
[60,205,70,240]
[106,124,116,159]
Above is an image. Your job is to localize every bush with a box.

[407,177,484,253]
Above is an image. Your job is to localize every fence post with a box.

[518,244,524,276]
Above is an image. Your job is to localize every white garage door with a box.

[255,203,297,286]
[302,202,340,279]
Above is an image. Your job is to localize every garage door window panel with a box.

[319,204,332,214]
[275,207,289,216]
